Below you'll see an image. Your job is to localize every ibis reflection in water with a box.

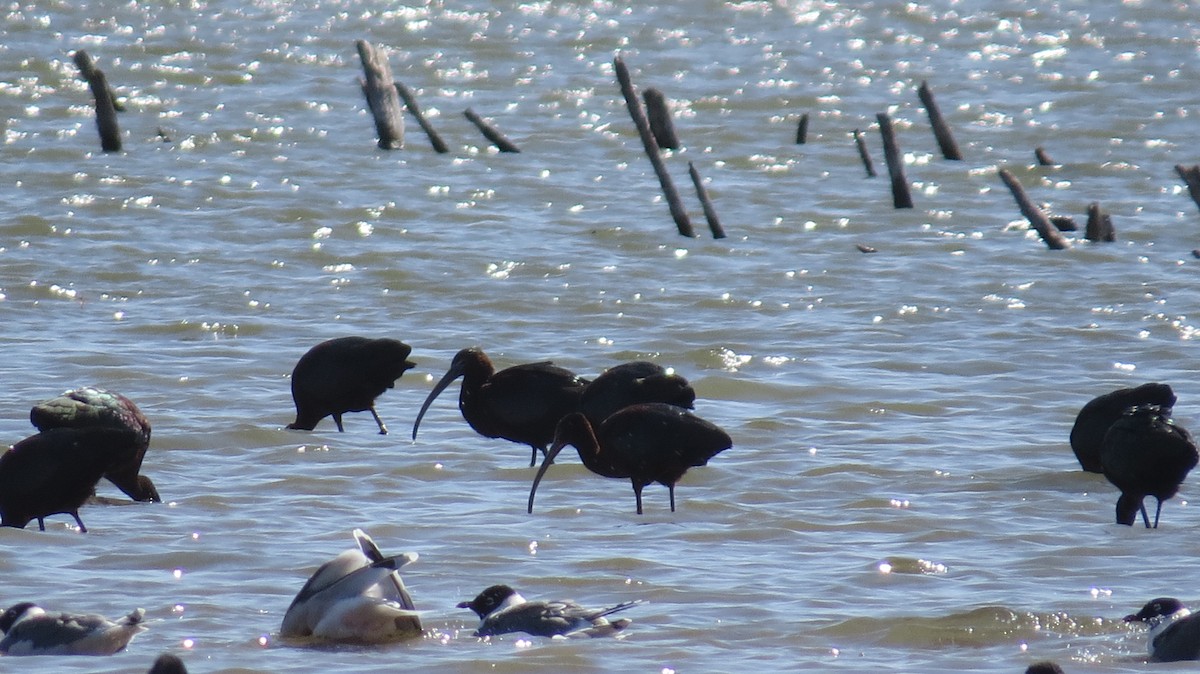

[1099,404,1197,528]
[528,402,732,515]
[287,336,415,435]
[411,347,587,466]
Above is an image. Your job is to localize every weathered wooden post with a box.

[463,108,520,152]
[1035,147,1057,166]
[795,113,809,144]
[853,128,876,177]
[916,80,961,160]
[355,40,404,149]
[997,168,1070,250]
[72,50,121,153]
[876,113,912,208]
[1085,202,1115,242]
[687,162,724,239]
[613,55,694,238]
[394,82,447,153]
[642,87,679,150]
[1174,164,1200,215]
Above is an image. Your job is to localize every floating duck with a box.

[280,529,422,644]
[0,602,146,655]
[457,584,641,638]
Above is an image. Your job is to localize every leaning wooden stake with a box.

[917,81,961,160]
[795,113,809,144]
[642,87,679,150]
[853,129,877,177]
[394,82,447,153]
[687,161,725,239]
[1034,147,1058,166]
[614,55,694,238]
[1174,164,1200,215]
[876,113,912,208]
[463,108,520,152]
[997,168,1070,250]
[1085,202,1115,242]
[72,50,121,153]
[356,40,404,149]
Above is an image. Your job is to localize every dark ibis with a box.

[579,361,696,426]
[412,347,587,466]
[280,528,421,643]
[0,602,146,655]
[1125,597,1200,662]
[0,427,144,532]
[1070,383,1176,472]
[528,402,732,515]
[287,336,415,434]
[1099,404,1197,527]
[457,584,641,638]
[30,386,159,502]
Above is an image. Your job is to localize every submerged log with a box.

[876,113,912,208]
[355,40,404,149]
[997,168,1070,250]
[463,108,520,152]
[72,50,121,153]
[394,82,447,153]
[917,80,962,160]
[613,55,694,238]
[687,161,725,239]
[1085,202,1115,242]
[795,113,809,144]
[642,87,679,150]
[854,129,877,178]
[1174,164,1200,215]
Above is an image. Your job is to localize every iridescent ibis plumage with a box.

[528,402,732,515]
[287,337,415,434]
[1099,404,1197,528]
[411,348,588,466]
[29,386,158,503]
[1070,383,1176,473]
[0,427,145,532]
[579,361,696,426]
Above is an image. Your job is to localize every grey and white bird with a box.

[280,529,422,644]
[1124,597,1200,662]
[0,602,146,655]
[457,584,641,638]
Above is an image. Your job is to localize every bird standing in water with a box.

[1070,383,1176,473]
[528,402,732,515]
[1099,404,1197,527]
[579,361,696,426]
[287,336,415,434]
[412,347,587,466]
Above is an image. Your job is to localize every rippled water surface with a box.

[2,1,1199,671]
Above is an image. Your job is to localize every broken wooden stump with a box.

[1085,202,1115,242]
[876,113,912,208]
[687,161,724,239]
[613,55,694,238]
[355,40,404,149]
[642,87,679,150]
[72,50,121,153]
[394,82,447,153]
[997,168,1070,250]
[1035,147,1058,166]
[1174,164,1200,215]
[854,129,876,178]
[917,80,961,161]
[795,113,809,144]
[463,108,520,152]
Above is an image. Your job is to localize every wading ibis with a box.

[528,402,732,515]
[412,348,587,466]
[287,336,415,434]
[579,361,695,426]
[1099,404,1197,527]
[1070,383,1176,473]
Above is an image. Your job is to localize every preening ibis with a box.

[1070,383,1176,473]
[579,361,695,426]
[1099,404,1197,527]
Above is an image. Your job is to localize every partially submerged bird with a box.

[0,427,146,532]
[287,336,415,434]
[280,529,422,644]
[30,386,159,502]
[457,584,641,638]
[412,347,588,466]
[1124,597,1200,662]
[1099,404,1197,527]
[148,653,188,674]
[579,361,696,427]
[1070,383,1176,473]
[0,602,146,655]
[529,402,732,515]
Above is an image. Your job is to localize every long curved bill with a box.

[411,361,465,440]
[527,441,567,513]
